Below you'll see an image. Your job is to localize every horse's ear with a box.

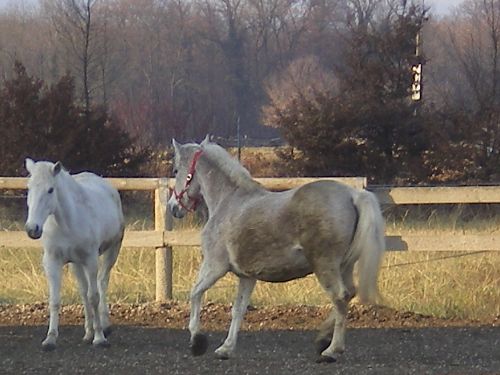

[52,161,62,176]
[25,158,35,173]
[172,138,180,153]
[201,134,210,146]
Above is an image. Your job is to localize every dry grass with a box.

[1,196,499,320]
[1,240,499,320]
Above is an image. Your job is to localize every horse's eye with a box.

[173,169,178,176]
[48,187,54,194]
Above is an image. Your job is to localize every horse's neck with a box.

[198,161,246,214]
[53,172,81,228]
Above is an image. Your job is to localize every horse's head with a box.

[168,138,207,219]
[24,158,63,239]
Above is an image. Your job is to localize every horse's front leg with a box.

[42,252,63,351]
[84,255,109,348]
[215,277,256,359]
[189,259,227,356]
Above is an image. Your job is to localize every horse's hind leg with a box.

[321,298,349,362]
[215,277,256,359]
[42,253,63,351]
[315,263,356,356]
[189,258,227,356]
[71,263,94,343]
[315,311,335,354]
[342,263,356,300]
[84,254,109,347]
[313,258,350,362]
[98,241,121,336]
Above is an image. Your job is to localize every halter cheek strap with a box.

[170,149,203,212]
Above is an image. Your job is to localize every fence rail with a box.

[1,177,499,301]
[372,185,500,204]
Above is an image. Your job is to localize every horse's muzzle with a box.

[25,223,42,239]
[169,203,186,219]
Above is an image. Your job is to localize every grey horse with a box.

[168,137,385,363]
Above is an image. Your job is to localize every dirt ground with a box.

[1,302,499,374]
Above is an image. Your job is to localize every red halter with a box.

[170,149,203,212]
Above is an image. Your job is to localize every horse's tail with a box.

[349,189,385,304]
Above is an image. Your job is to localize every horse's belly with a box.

[253,264,313,282]
[41,223,122,263]
[231,245,313,282]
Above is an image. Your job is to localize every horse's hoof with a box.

[214,348,231,360]
[315,338,331,355]
[83,336,93,344]
[334,347,345,355]
[315,355,336,364]
[42,342,56,352]
[93,339,111,348]
[190,333,208,356]
[103,326,113,338]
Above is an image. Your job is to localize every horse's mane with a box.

[202,143,263,191]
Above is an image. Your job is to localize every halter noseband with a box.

[170,149,203,212]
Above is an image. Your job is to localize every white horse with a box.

[168,138,385,363]
[25,159,124,350]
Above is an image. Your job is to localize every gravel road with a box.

[1,324,499,375]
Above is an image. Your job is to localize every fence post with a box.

[154,178,173,302]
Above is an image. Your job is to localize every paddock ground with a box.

[0,303,498,374]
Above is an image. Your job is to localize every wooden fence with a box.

[1,177,499,302]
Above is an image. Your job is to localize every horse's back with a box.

[74,172,122,207]
[74,172,117,194]
[72,172,124,241]
[293,180,355,205]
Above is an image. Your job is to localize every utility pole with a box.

[236,115,241,162]
[411,30,423,102]
[411,1,427,116]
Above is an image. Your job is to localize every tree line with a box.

[0,0,499,184]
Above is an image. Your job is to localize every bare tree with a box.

[262,55,338,127]
[431,0,500,180]
[246,0,314,80]
[0,3,55,82]
[42,0,107,114]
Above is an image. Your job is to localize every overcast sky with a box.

[0,0,463,15]
[426,0,462,15]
